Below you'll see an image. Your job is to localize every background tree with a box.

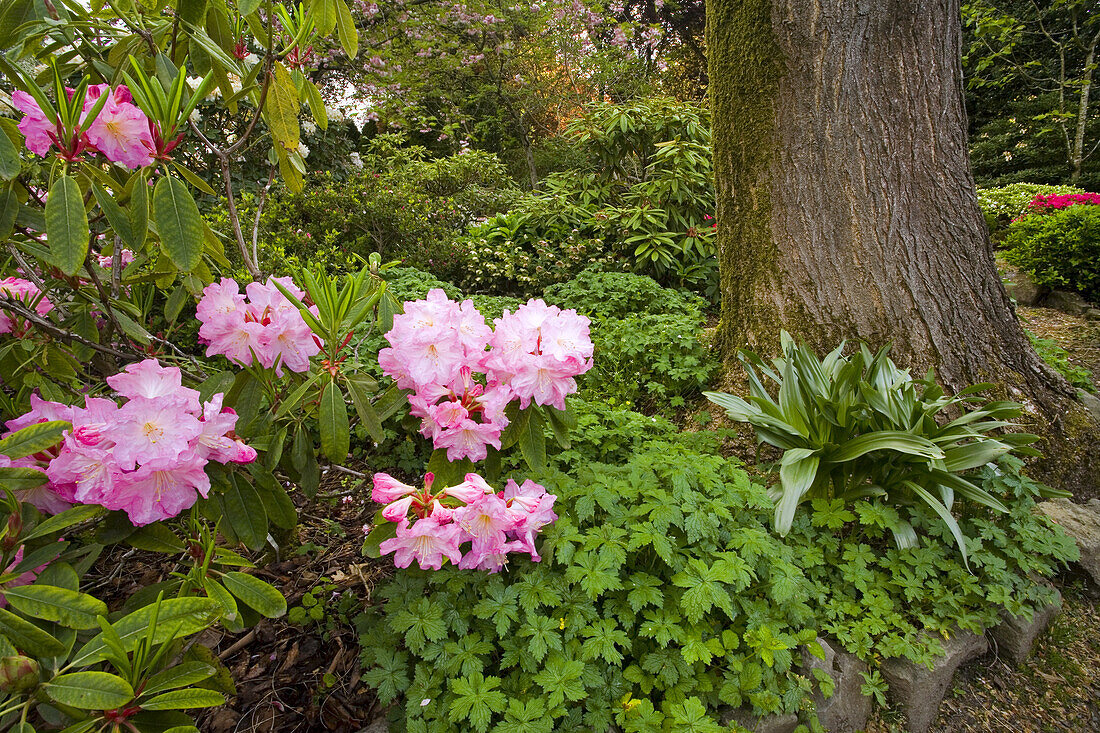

[963,0,1100,186]
[706,0,1076,411]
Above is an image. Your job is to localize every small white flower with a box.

[420,699,431,707]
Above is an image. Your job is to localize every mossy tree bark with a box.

[707,0,1073,413]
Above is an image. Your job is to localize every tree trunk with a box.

[707,0,1072,412]
[1070,31,1098,183]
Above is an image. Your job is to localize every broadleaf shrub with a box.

[1003,204,1100,301]
[976,182,1086,235]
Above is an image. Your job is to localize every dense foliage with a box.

[1003,203,1100,301]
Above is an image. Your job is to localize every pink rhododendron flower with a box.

[84,84,155,168]
[378,293,591,459]
[11,91,54,157]
[0,548,45,608]
[0,277,55,336]
[2,359,257,525]
[370,471,556,573]
[95,249,135,269]
[378,515,464,570]
[197,277,320,376]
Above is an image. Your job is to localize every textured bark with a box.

[707,0,1073,412]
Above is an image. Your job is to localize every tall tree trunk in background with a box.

[1071,31,1098,182]
[707,0,1072,413]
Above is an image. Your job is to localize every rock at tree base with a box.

[1037,498,1100,585]
[719,707,799,733]
[1001,265,1048,306]
[799,638,872,732]
[990,587,1062,666]
[356,717,389,733]
[879,629,988,733]
[1043,290,1091,316]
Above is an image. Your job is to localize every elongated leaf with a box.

[831,431,944,462]
[319,380,350,461]
[153,175,203,271]
[0,606,66,656]
[0,183,18,240]
[0,465,50,490]
[266,62,300,151]
[220,572,286,618]
[91,184,133,245]
[223,474,267,551]
[46,175,89,276]
[3,584,107,629]
[0,420,68,460]
[333,0,358,57]
[127,171,149,250]
[142,662,216,697]
[906,481,971,569]
[309,0,337,36]
[0,125,20,180]
[775,448,819,535]
[22,504,104,541]
[519,408,546,471]
[141,688,225,710]
[47,672,134,710]
[72,597,220,666]
[941,440,1012,472]
[345,376,383,443]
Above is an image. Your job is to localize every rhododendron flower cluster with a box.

[379,290,592,461]
[2,359,256,526]
[1026,192,1100,215]
[13,84,154,168]
[372,471,557,572]
[197,277,321,376]
[0,278,54,336]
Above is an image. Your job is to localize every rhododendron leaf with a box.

[320,380,350,461]
[0,466,50,490]
[309,0,337,37]
[126,523,185,553]
[91,183,134,245]
[0,419,68,460]
[3,584,108,629]
[110,306,153,344]
[72,597,220,666]
[425,449,474,488]
[141,688,226,710]
[46,175,89,276]
[266,62,300,152]
[346,376,384,443]
[127,171,149,251]
[221,571,286,618]
[171,161,216,196]
[0,183,18,240]
[334,0,358,58]
[224,473,268,551]
[46,671,135,710]
[153,175,203,271]
[275,373,320,419]
[248,464,297,530]
[362,517,398,559]
[164,283,188,322]
[303,77,328,130]
[0,126,19,180]
[0,607,66,657]
[141,661,216,697]
[519,409,547,471]
[238,0,262,16]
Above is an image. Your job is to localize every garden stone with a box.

[799,638,872,732]
[990,586,1062,665]
[1078,390,1100,425]
[1001,265,1048,306]
[1086,308,1100,321]
[719,707,799,733]
[1037,497,1100,585]
[879,628,987,733]
[1043,289,1091,315]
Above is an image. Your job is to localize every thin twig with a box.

[0,299,134,360]
[252,163,277,269]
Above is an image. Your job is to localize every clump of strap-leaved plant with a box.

[704,332,1060,567]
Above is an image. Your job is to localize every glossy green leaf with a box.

[0,606,66,657]
[141,687,225,710]
[334,0,358,58]
[3,584,107,629]
[46,672,134,710]
[22,504,104,541]
[319,380,350,461]
[0,125,20,180]
[223,474,268,551]
[46,175,89,276]
[72,597,220,666]
[0,420,68,460]
[153,175,203,271]
[221,571,286,618]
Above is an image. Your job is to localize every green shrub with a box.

[584,313,717,410]
[237,140,519,280]
[544,266,707,321]
[787,456,1077,666]
[357,443,821,732]
[705,334,1045,564]
[456,209,623,298]
[977,182,1085,234]
[1003,204,1100,301]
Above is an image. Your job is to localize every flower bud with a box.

[0,655,39,693]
